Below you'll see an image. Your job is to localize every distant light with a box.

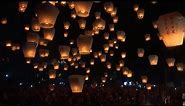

[175,88,177,90]
[19,83,23,86]
[136,89,138,91]
[151,0,157,4]
[153,84,156,87]
[5,74,8,78]
[124,82,127,86]
[59,82,62,85]
[30,85,33,88]
[120,85,123,87]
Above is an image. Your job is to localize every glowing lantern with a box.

[157,12,185,47]
[38,64,44,71]
[93,18,106,30]
[43,28,55,41]
[108,40,114,47]
[85,75,89,81]
[146,83,152,90]
[93,28,99,35]
[116,65,121,71]
[145,34,151,41]
[80,61,86,68]
[148,55,158,65]
[104,72,108,77]
[31,18,40,32]
[127,70,132,78]
[119,60,125,67]
[103,44,109,53]
[101,77,106,83]
[94,12,101,19]
[137,8,144,19]
[104,32,109,40]
[109,50,114,57]
[104,2,114,13]
[74,1,93,17]
[74,63,79,69]
[36,3,59,28]
[69,39,75,45]
[122,67,129,75]
[98,51,102,56]
[158,33,163,40]
[117,31,126,42]
[68,1,75,9]
[64,21,70,30]
[5,40,12,47]
[76,54,81,60]
[27,32,40,44]
[49,83,55,91]
[59,45,70,59]
[166,58,175,67]
[60,1,67,6]
[121,52,126,58]
[106,62,111,69]
[23,42,37,58]
[113,16,118,23]
[90,59,95,65]
[109,24,114,31]
[24,24,30,31]
[71,48,78,56]
[115,44,119,49]
[86,68,90,74]
[78,19,86,29]
[48,1,58,6]
[133,4,139,12]
[84,30,94,36]
[77,34,93,55]
[94,52,98,58]
[64,30,68,38]
[39,49,49,58]
[176,63,184,71]
[49,69,56,79]
[39,38,48,46]
[43,62,47,69]
[153,21,158,29]
[137,48,145,57]
[33,63,38,69]
[26,58,32,64]
[52,60,59,70]
[110,7,117,17]
[18,1,28,13]
[68,75,85,93]
[1,18,7,25]
[141,76,148,84]
[71,10,77,19]
[100,54,106,62]
[64,64,68,71]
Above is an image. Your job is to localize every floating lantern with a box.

[5,40,12,47]
[1,18,7,25]
[133,4,139,12]
[148,55,158,65]
[122,67,129,75]
[43,28,55,41]
[64,21,70,30]
[104,2,114,13]
[18,1,28,13]
[86,68,90,74]
[137,8,144,19]
[106,62,111,69]
[78,19,86,29]
[117,31,126,42]
[60,1,67,6]
[68,1,75,9]
[31,18,40,32]
[116,65,121,71]
[49,69,56,79]
[153,21,158,29]
[145,34,151,41]
[103,44,109,53]
[27,32,40,44]
[64,64,68,71]
[74,1,93,17]
[71,48,78,56]
[94,12,101,19]
[127,70,132,78]
[93,18,106,30]
[137,48,145,57]
[39,38,48,46]
[90,59,95,65]
[113,16,118,23]
[109,24,114,31]
[104,32,110,40]
[68,75,85,93]
[71,10,77,19]
[101,77,106,83]
[166,58,175,67]
[146,83,152,90]
[94,52,98,58]
[109,50,114,57]
[100,54,106,62]
[24,24,30,31]
[39,49,49,58]
[119,60,125,67]
[59,45,70,59]
[110,7,117,17]
[121,52,126,58]
[141,76,148,84]
[176,63,184,71]
[22,42,38,58]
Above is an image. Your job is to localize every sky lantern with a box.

[39,38,48,46]
[52,59,59,70]
[109,24,114,31]
[1,18,7,25]
[93,18,106,30]
[148,55,158,65]
[22,42,38,58]
[78,19,86,29]
[133,4,139,12]
[43,28,55,41]
[141,76,148,84]
[90,59,95,65]
[110,7,117,17]
[113,16,118,23]
[116,65,121,71]
[119,60,125,67]
[104,32,109,40]
[117,31,126,42]
[68,1,75,9]
[64,64,69,71]
[5,40,12,47]
[74,1,93,17]
[68,75,85,93]
[101,77,106,83]
[109,50,114,57]
[176,63,184,71]
[137,48,145,57]
[31,18,40,32]
[100,54,106,62]
[157,12,185,47]
[127,70,132,78]
[18,1,28,13]
[71,10,77,19]
[166,58,175,67]
[49,69,56,79]
[94,12,101,19]
[77,34,93,55]
[39,49,49,58]
[27,32,40,44]
[145,34,151,41]
[59,45,71,59]
[146,83,152,90]
[153,21,158,29]
[103,44,109,53]
[137,8,144,19]
[106,61,111,69]
[121,52,126,58]
[64,21,70,30]
[104,2,114,13]
[36,3,59,28]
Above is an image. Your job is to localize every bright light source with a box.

[19,83,23,86]
[5,74,8,78]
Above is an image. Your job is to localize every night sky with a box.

[0,1,185,89]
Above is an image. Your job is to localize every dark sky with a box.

[0,1,185,88]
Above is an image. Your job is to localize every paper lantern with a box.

[18,1,28,13]
[104,32,110,40]
[38,63,44,71]
[84,30,94,36]
[104,72,108,78]
[5,40,12,47]
[68,75,85,93]
[153,21,158,29]
[93,28,99,35]
[110,7,117,17]
[148,55,158,65]
[103,44,109,53]
[117,31,126,42]
[48,1,58,6]
[76,54,81,60]
[106,62,111,69]
[116,65,121,71]
[176,63,184,71]
[100,54,106,62]
[94,12,101,19]
[113,16,118,23]
[24,24,30,31]
[36,3,59,28]
[74,63,79,69]
[26,58,32,64]
[77,34,93,55]
[119,60,125,67]
[121,52,126,58]
[43,62,47,69]
[104,2,114,13]
[94,52,98,58]
[64,21,70,30]
[127,70,132,78]
[53,62,59,70]
[101,77,106,83]
[80,61,86,68]
[141,76,148,84]
[122,67,129,75]
[71,48,78,56]
[85,75,89,81]
[98,51,102,56]
[64,30,68,38]
[109,50,114,57]
[33,63,38,69]
[31,18,40,32]
[157,12,185,47]
[109,24,114,31]
[39,49,49,58]
[86,68,90,74]
[137,8,144,19]
[108,40,114,47]
[74,1,93,17]
[137,48,145,57]
[145,34,151,41]
[64,64,68,71]
[60,1,67,6]
[59,45,70,59]
[49,69,56,79]
[71,10,77,19]
[133,4,139,12]
[146,83,152,90]
[49,83,55,91]
[22,42,38,58]
[27,32,40,44]
[39,38,48,46]
[68,1,75,9]
[78,19,86,29]
[90,59,95,65]
[43,28,55,41]
[166,58,175,67]
[93,18,106,30]
[1,18,7,25]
